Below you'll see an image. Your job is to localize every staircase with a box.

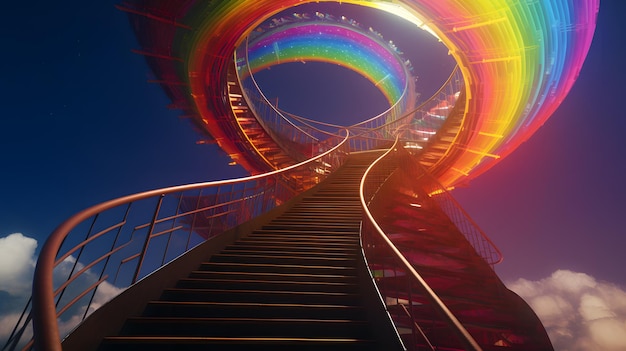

[97,152,397,351]
[228,63,303,170]
[368,159,553,350]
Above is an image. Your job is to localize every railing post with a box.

[132,194,165,284]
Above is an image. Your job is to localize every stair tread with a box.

[125,316,367,324]
[146,301,364,309]
[188,270,356,279]
[180,278,356,286]
[220,249,356,257]
[199,261,357,271]
[102,336,376,343]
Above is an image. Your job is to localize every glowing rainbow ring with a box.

[144,0,599,187]
[242,22,411,107]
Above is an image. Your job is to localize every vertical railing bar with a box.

[1,305,31,351]
[54,213,99,310]
[161,192,184,265]
[186,189,203,251]
[132,195,164,284]
[206,185,221,239]
[401,303,436,351]
[112,228,141,286]
[81,202,133,322]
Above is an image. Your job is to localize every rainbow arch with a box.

[127,0,599,187]
[244,23,410,106]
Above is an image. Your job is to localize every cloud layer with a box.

[508,270,626,351]
[0,233,37,296]
[0,233,123,347]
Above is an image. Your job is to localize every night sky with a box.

[1,1,625,349]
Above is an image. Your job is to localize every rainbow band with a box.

[409,1,600,186]
[243,23,409,105]
[132,0,598,186]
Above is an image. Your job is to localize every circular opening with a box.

[246,2,455,126]
[253,61,389,125]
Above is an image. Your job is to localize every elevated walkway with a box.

[7,151,552,351]
[64,152,402,351]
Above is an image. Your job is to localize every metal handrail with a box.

[359,136,482,351]
[241,36,319,142]
[276,65,461,134]
[236,19,418,149]
[7,131,350,351]
[234,19,464,157]
[235,37,322,146]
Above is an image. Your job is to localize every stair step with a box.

[245,233,359,243]
[120,317,370,338]
[225,243,358,254]
[209,253,357,266]
[268,221,361,226]
[100,336,377,351]
[143,301,367,320]
[276,215,362,221]
[268,218,361,225]
[220,248,357,258]
[176,278,358,293]
[187,270,358,284]
[233,239,359,249]
[161,288,360,305]
[261,224,360,232]
[198,262,357,275]
[287,206,361,212]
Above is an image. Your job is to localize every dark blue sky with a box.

[1,1,246,240]
[1,0,624,292]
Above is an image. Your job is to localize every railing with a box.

[359,136,483,351]
[344,66,462,150]
[276,66,463,153]
[398,150,503,267]
[3,132,350,351]
[234,20,465,157]
[234,39,323,159]
[235,22,415,153]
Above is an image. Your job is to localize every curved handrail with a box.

[277,65,460,133]
[261,65,461,157]
[236,18,416,148]
[234,18,464,158]
[270,65,462,157]
[359,136,482,351]
[17,131,350,351]
[241,36,319,142]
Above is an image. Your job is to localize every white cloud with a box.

[508,270,626,351]
[0,233,124,347]
[0,233,37,295]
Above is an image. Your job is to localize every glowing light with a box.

[363,2,439,39]
[404,142,423,149]
[134,0,598,186]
